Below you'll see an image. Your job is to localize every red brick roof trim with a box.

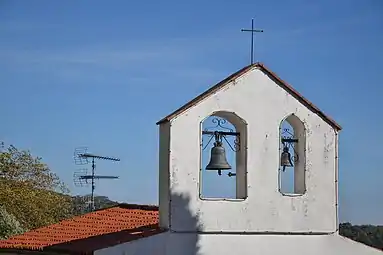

[44,224,165,254]
[156,62,342,131]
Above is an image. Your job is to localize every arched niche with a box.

[199,111,247,200]
[279,113,306,195]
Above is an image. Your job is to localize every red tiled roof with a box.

[0,204,164,254]
[156,62,341,131]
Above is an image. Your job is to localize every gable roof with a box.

[156,62,342,131]
[0,204,164,254]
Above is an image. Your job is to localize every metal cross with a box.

[241,18,263,64]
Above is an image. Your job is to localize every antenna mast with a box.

[73,147,120,212]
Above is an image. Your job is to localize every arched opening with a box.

[200,111,247,200]
[279,114,306,195]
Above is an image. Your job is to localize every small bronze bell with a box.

[280,146,293,171]
[206,140,231,175]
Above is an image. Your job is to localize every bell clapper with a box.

[228,172,236,177]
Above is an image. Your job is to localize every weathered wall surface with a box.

[95,232,382,255]
[160,67,338,233]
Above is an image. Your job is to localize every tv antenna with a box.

[73,147,120,212]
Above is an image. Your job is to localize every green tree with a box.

[0,143,73,230]
[0,206,25,239]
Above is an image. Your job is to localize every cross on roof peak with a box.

[241,18,264,64]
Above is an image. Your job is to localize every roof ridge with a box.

[156,63,254,125]
[114,203,159,211]
[156,62,341,130]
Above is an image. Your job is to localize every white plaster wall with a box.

[165,67,338,233]
[95,232,383,255]
[95,232,168,255]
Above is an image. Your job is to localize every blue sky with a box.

[0,0,382,224]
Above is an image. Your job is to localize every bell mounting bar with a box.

[281,138,298,143]
[202,130,240,136]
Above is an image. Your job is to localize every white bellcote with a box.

[157,63,341,234]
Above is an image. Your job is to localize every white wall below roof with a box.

[165,67,338,233]
[94,232,383,255]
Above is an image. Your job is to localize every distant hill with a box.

[71,195,119,215]
[339,223,383,250]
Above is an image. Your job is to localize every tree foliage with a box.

[339,223,383,250]
[0,145,67,192]
[0,206,25,240]
[0,144,73,230]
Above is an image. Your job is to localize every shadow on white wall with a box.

[169,191,202,255]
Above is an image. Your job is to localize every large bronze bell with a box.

[280,146,293,171]
[206,140,231,175]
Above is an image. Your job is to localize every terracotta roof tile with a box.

[0,204,163,254]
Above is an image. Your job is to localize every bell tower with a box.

[157,63,341,234]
